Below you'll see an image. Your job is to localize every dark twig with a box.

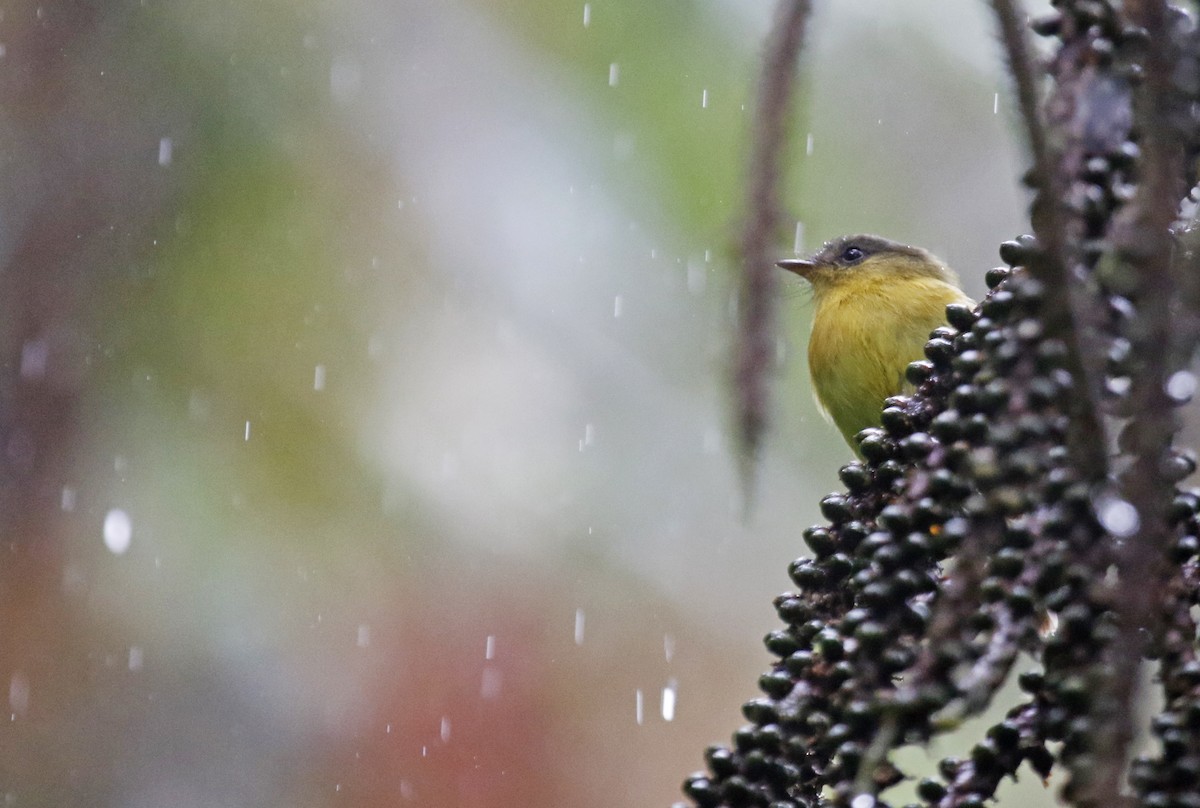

[990,0,1112,483]
[733,0,811,501]
[991,0,1055,233]
[1088,1,1185,805]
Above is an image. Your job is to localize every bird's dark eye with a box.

[840,246,865,263]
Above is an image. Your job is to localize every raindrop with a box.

[103,509,132,555]
[8,673,28,716]
[635,689,644,725]
[0,45,7,59]
[60,486,76,512]
[701,88,708,108]
[158,137,173,167]
[128,646,144,671]
[485,634,496,660]
[583,423,595,447]
[993,92,999,114]
[439,716,451,743]
[582,3,590,26]
[608,63,619,87]
[613,295,623,318]
[794,221,805,255]
[244,421,252,441]
[20,339,47,379]
[663,633,675,662]
[313,364,326,392]
[1095,494,1140,537]
[1166,370,1197,403]
[574,608,586,645]
[357,624,371,648]
[661,679,677,721]
[805,132,814,156]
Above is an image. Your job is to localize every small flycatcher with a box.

[778,234,974,452]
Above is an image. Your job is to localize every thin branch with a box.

[990,0,1112,482]
[991,0,1055,235]
[1090,1,1185,805]
[733,0,811,499]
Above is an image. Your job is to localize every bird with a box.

[778,234,974,453]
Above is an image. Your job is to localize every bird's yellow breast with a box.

[808,272,969,446]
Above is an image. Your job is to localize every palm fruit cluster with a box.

[682,2,1200,807]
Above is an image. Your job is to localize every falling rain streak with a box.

[8,673,29,716]
[574,608,586,645]
[635,689,644,725]
[608,63,619,87]
[661,680,678,721]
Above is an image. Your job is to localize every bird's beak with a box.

[777,258,816,279]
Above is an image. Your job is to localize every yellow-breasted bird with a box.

[778,234,974,452]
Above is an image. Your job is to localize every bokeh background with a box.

[0,1,1066,806]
